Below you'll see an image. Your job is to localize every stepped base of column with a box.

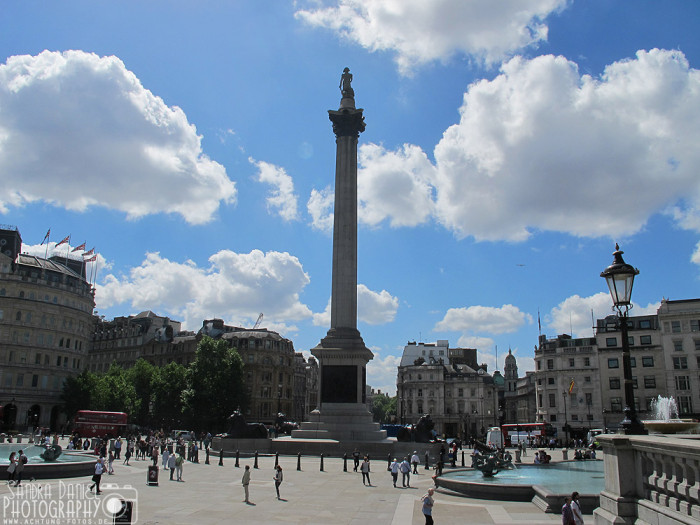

[291,404,387,442]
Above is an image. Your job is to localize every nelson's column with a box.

[293,69,387,441]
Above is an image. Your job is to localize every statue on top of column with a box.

[339,67,354,99]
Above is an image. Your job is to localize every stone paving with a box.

[0,442,585,525]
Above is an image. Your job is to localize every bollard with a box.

[320,453,324,472]
[254,450,259,469]
[297,452,301,471]
[205,448,210,465]
[424,450,430,470]
[515,449,521,463]
[235,449,240,468]
[461,450,465,467]
[275,452,279,467]
[562,449,568,461]
[387,453,391,471]
[218,449,223,466]
[343,453,347,472]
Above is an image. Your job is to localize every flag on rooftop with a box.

[71,242,86,252]
[83,247,95,257]
[56,235,70,247]
[84,254,97,262]
[40,229,50,245]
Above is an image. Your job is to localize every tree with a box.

[93,363,139,416]
[61,370,100,419]
[127,359,157,427]
[182,336,246,432]
[372,394,397,423]
[151,361,188,431]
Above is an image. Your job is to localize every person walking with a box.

[14,450,27,487]
[421,488,435,525]
[400,457,411,487]
[571,492,584,525]
[242,465,251,503]
[168,451,176,480]
[123,444,132,465]
[274,465,283,499]
[562,496,576,525]
[411,451,420,474]
[162,447,170,471]
[89,457,104,494]
[352,448,360,472]
[390,458,399,487]
[6,452,17,484]
[360,456,371,486]
[175,453,184,482]
[107,451,115,474]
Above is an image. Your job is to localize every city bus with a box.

[500,422,555,447]
[72,410,128,438]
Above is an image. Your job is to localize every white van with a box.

[587,428,604,446]
[485,427,503,448]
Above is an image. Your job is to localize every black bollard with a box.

[387,453,392,471]
[253,450,259,469]
[218,448,223,466]
[424,450,430,470]
[297,452,301,471]
[343,453,347,472]
[235,449,240,468]
[461,450,465,467]
[205,448,210,465]
[320,453,324,472]
[275,452,279,467]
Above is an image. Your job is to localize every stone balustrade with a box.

[594,433,700,525]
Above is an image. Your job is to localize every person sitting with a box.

[574,449,583,460]
[534,452,541,464]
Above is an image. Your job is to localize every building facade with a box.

[0,226,95,432]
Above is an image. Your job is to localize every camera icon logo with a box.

[99,484,139,524]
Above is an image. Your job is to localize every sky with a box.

[2,1,700,395]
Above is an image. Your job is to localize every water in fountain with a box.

[650,395,679,421]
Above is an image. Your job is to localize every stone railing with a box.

[594,434,700,525]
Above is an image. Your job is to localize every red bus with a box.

[72,410,128,438]
[500,422,555,447]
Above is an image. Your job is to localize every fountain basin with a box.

[642,419,700,434]
[0,444,95,479]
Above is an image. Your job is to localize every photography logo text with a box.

[2,481,138,524]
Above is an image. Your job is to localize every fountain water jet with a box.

[642,395,700,434]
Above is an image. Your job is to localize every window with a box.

[632,376,638,388]
[630,357,636,367]
[609,377,621,390]
[548,393,556,407]
[417,389,422,397]
[35,353,41,365]
[537,361,542,370]
[584,357,590,366]
[458,388,463,397]
[572,415,578,421]
[675,376,690,390]
[585,393,592,406]
[16,374,24,387]
[538,396,543,408]
[674,340,684,352]
[610,398,622,412]
[672,321,681,333]
[644,376,656,388]
[640,320,651,329]
[31,375,38,387]
[584,376,591,383]
[695,340,700,352]
[548,377,555,385]
[642,356,654,367]
[547,359,554,370]
[16,311,21,321]
[606,337,617,347]
[550,415,557,422]
[569,358,575,367]
[678,396,693,415]
[691,320,700,332]
[608,358,619,368]
[640,335,652,345]
[673,356,688,370]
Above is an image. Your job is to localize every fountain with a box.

[0,443,94,479]
[642,395,700,434]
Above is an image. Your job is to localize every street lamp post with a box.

[601,244,647,435]
[562,391,568,446]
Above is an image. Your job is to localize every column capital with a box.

[328,108,365,138]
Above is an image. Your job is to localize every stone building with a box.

[396,340,498,439]
[0,226,95,432]
[502,349,537,425]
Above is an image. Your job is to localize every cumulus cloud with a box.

[251,158,300,221]
[456,335,495,351]
[547,292,661,338]
[295,0,567,74]
[307,186,334,233]
[350,49,700,242]
[366,350,401,395]
[311,284,399,326]
[97,249,312,331]
[0,50,236,223]
[435,304,532,334]
[692,242,700,266]
[21,241,109,274]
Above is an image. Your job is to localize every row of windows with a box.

[607,356,655,368]
[1,372,66,390]
[605,335,653,346]
[608,376,658,389]
[667,320,700,333]
[1,287,92,312]
[5,349,81,369]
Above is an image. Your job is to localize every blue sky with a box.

[2,1,700,394]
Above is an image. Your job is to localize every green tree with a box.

[182,336,246,432]
[127,359,157,426]
[61,370,100,418]
[151,361,188,431]
[93,363,139,416]
[372,394,397,423]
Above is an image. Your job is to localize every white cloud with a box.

[0,50,236,223]
[366,349,401,395]
[355,49,700,242]
[307,186,334,233]
[21,241,110,274]
[456,335,494,351]
[548,292,661,338]
[97,249,312,331]
[435,304,532,334]
[311,284,399,326]
[295,0,567,74]
[692,242,700,266]
[251,158,300,221]
[358,143,435,227]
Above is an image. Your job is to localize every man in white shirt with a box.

[411,451,420,474]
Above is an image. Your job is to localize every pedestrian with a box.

[562,496,576,525]
[360,456,371,486]
[352,448,360,472]
[242,465,251,503]
[152,446,159,468]
[114,437,122,459]
[123,444,132,465]
[411,451,420,474]
[89,457,104,494]
[107,451,114,474]
[175,453,184,482]
[168,451,176,480]
[162,447,170,471]
[571,492,584,525]
[400,456,411,487]
[390,458,399,487]
[274,465,283,499]
[421,488,435,525]
[6,451,16,484]
[14,450,27,487]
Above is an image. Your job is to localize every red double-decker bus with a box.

[72,410,128,438]
[500,422,555,447]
